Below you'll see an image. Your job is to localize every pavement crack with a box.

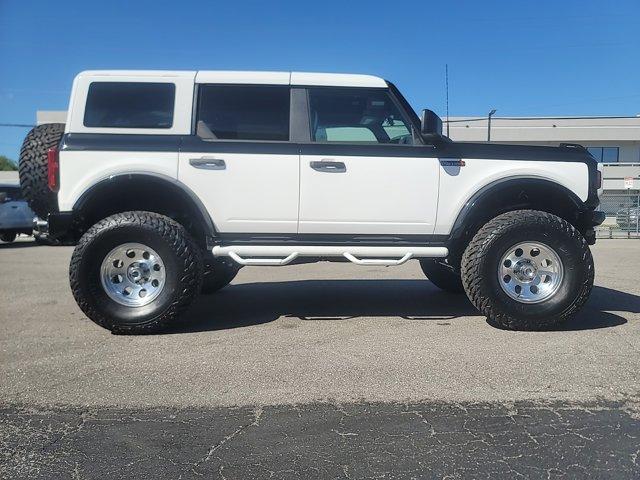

[190,406,264,476]
[40,410,92,452]
[331,429,358,437]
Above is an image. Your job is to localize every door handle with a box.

[309,160,346,173]
[189,158,226,170]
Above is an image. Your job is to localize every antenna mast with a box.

[445,64,450,137]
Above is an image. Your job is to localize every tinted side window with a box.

[308,88,413,145]
[197,85,290,141]
[84,82,175,128]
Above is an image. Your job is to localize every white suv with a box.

[19,70,605,334]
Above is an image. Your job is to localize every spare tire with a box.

[19,123,65,218]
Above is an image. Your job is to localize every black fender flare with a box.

[448,176,587,245]
[73,173,216,240]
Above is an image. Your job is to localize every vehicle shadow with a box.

[558,285,639,331]
[0,240,37,249]
[168,281,636,334]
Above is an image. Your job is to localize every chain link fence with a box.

[596,191,640,238]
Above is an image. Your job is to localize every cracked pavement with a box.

[2,401,639,479]
[1,239,639,478]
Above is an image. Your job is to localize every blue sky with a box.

[1,0,639,162]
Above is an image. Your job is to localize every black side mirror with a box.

[420,109,443,139]
[0,192,6,203]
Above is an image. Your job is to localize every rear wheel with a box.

[69,211,203,334]
[419,258,464,293]
[0,232,17,243]
[19,123,65,218]
[461,210,594,330]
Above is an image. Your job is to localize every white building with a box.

[446,115,640,194]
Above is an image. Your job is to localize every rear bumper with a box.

[0,216,33,231]
[0,227,33,235]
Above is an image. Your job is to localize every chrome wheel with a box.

[498,242,563,304]
[100,243,166,307]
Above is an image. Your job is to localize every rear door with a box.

[298,87,439,235]
[179,84,299,234]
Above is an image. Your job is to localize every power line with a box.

[0,123,35,128]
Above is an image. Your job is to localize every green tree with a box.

[0,155,17,171]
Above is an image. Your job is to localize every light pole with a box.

[487,109,497,142]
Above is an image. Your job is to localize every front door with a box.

[179,84,299,234]
[299,87,439,235]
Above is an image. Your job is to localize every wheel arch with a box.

[447,176,588,264]
[72,173,216,248]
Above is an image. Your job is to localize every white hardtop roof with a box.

[76,70,387,88]
[194,71,387,87]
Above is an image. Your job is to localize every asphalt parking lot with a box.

[1,238,639,478]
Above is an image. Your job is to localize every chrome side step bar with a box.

[212,245,448,267]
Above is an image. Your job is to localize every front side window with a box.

[84,82,175,128]
[197,85,290,141]
[308,88,413,145]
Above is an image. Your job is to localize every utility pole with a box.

[487,109,497,141]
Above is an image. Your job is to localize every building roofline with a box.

[446,115,640,123]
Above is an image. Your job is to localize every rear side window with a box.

[84,82,175,128]
[197,85,290,141]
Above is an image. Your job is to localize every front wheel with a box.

[69,211,203,334]
[461,210,594,330]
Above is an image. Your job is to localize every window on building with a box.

[587,146,619,163]
[84,82,175,128]
[308,88,414,144]
[197,85,290,141]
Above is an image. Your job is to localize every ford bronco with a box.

[19,71,605,334]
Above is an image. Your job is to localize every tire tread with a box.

[69,211,203,334]
[18,123,65,218]
[461,210,594,330]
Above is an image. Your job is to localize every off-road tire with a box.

[419,258,464,293]
[0,232,17,243]
[461,210,594,330]
[18,123,65,218]
[201,258,240,294]
[69,211,203,334]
